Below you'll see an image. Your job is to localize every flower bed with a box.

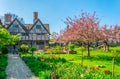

[21,53,120,79]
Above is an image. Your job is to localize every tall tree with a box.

[57,11,100,57]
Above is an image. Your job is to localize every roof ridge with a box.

[7,18,28,32]
[6,18,50,34]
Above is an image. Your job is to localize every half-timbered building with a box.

[3,12,50,50]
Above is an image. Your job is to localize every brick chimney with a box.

[4,14,12,25]
[33,12,38,23]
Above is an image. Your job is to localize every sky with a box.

[0,0,120,33]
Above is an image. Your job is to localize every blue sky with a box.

[0,0,120,33]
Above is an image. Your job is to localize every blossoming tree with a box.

[58,12,100,57]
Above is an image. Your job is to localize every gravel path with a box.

[6,53,39,79]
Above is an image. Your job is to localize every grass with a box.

[46,47,120,76]
[0,54,8,79]
[21,46,120,78]
[22,53,116,79]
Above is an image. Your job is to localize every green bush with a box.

[45,47,53,54]
[30,46,37,52]
[79,46,86,51]
[0,71,6,79]
[0,46,8,54]
[68,43,75,51]
[30,46,37,56]
[54,46,62,54]
[46,46,62,54]
[22,56,51,77]
[45,46,49,50]
[19,44,29,53]
[0,55,7,79]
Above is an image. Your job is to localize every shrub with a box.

[45,47,54,54]
[0,55,7,79]
[45,46,62,54]
[30,46,37,52]
[67,43,77,54]
[0,71,6,79]
[19,44,29,53]
[45,46,49,50]
[54,46,62,54]
[68,43,75,51]
[22,56,51,77]
[30,46,37,56]
[79,46,86,52]
[0,46,8,54]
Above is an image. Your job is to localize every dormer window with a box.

[13,24,19,28]
[36,25,41,29]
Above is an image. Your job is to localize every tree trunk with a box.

[112,57,115,78]
[103,41,109,52]
[87,44,90,57]
[95,42,99,47]
[106,45,109,52]
[81,50,83,66]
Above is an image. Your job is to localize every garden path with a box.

[6,53,38,79]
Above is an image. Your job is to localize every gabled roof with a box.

[25,24,32,30]
[7,18,28,32]
[29,19,50,35]
[44,24,50,33]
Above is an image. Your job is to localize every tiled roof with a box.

[6,18,50,34]
[7,18,28,32]
[29,19,50,35]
